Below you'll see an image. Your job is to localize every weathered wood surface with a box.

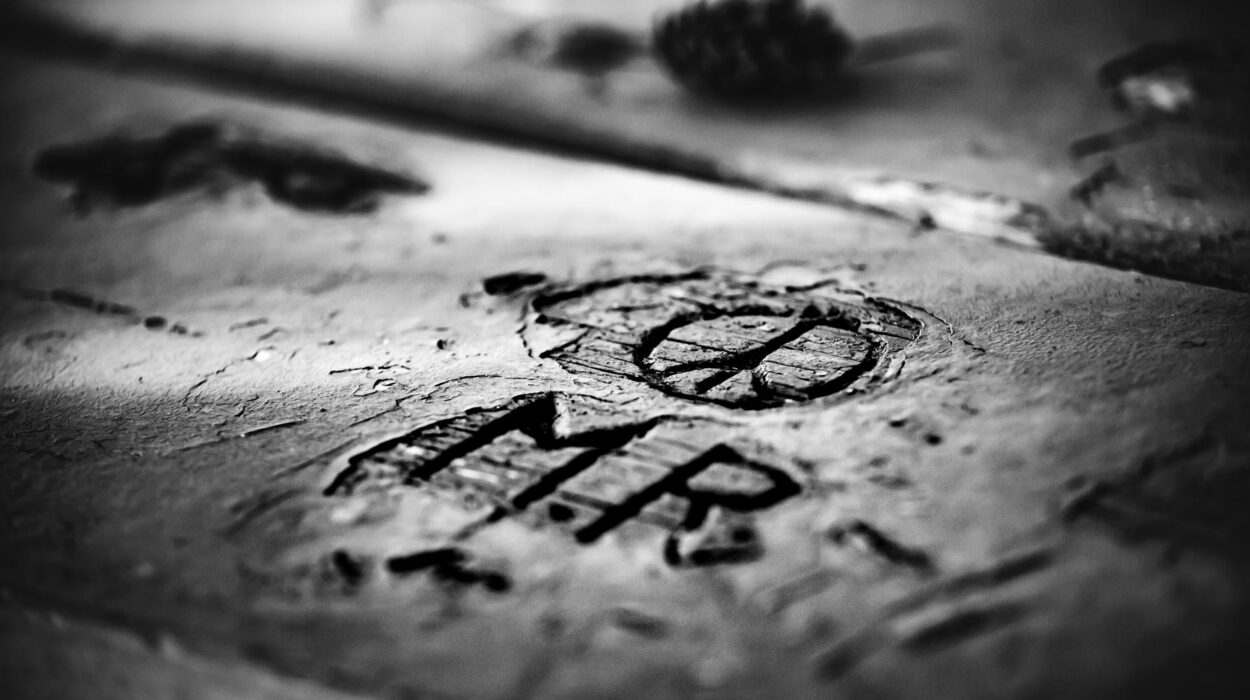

[1,17,1249,700]
[4,0,1248,290]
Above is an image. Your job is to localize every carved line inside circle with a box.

[531,273,922,410]
[634,307,882,407]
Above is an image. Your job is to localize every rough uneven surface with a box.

[1,13,1250,700]
[5,0,1248,289]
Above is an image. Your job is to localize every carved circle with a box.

[530,272,932,410]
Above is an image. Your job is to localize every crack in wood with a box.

[1061,432,1250,557]
[10,286,202,337]
[826,519,935,575]
[385,546,511,593]
[813,546,1052,681]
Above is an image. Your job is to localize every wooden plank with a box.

[1,47,1248,700]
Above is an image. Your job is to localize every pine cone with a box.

[652,0,854,100]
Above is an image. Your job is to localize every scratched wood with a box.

[1,33,1250,700]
